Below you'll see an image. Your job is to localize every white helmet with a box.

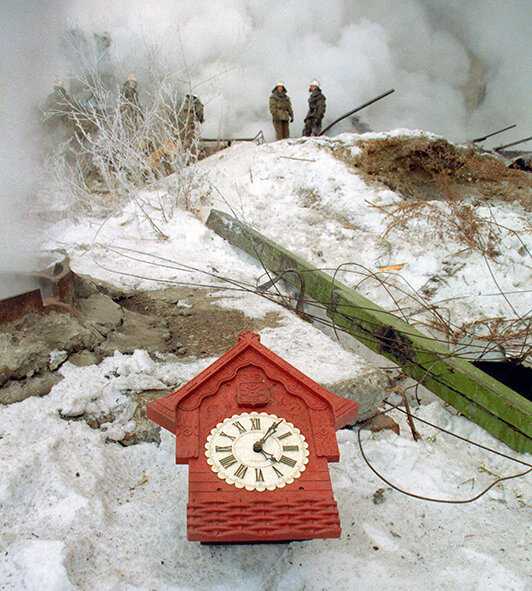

[275,81,286,89]
[310,79,320,88]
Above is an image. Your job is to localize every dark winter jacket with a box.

[269,89,294,122]
[305,88,326,122]
[121,80,140,106]
[180,94,204,124]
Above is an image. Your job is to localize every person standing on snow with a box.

[178,93,204,155]
[269,82,294,140]
[120,73,143,131]
[303,80,326,136]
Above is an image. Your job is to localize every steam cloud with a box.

[66,0,531,142]
[0,1,530,289]
[0,1,65,296]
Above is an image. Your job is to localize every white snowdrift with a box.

[9,131,526,589]
[48,132,531,356]
[0,346,529,590]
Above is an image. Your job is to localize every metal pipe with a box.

[471,124,516,144]
[319,89,395,136]
[201,130,264,145]
[494,135,532,151]
[202,137,255,142]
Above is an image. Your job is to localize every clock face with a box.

[205,412,309,491]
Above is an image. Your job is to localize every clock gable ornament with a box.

[147,332,358,543]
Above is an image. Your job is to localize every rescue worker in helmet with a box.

[269,82,294,140]
[120,73,143,131]
[303,80,326,137]
[178,93,204,158]
[43,80,72,124]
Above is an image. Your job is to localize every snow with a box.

[46,132,531,354]
[48,204,261,293]
[2,541,74,591]
[1,358,530,590]
[215,291,367,383]
[5,131,529,589]
[196,134,531,333]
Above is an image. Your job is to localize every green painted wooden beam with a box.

[207,209,532,453]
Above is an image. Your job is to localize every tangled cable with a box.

[356,401,531,504]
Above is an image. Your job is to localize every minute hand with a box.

[254,420,282,451]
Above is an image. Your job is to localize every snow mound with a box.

[197,134,531,357]
[48,131,531,357]
[29,130,530,589]
[0,359,529,590]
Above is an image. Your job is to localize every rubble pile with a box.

[0,275,280,407]
[333,136,532,208]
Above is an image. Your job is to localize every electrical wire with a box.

[356,402,531,504]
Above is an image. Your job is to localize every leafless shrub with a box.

[42,31,208,232]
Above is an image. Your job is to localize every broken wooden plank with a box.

[207,209,532,453]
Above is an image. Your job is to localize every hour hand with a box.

[259,448,277,463]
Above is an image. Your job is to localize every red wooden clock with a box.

[147,332,358,543]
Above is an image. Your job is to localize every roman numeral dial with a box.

[219,455,237,469]
[279,455,297,468]
[233,421,247,434]
[282,445,299,452]
[205,412,310,492]
[215,445,233,453]
[234,464,248,479]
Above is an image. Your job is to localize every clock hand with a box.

[253,420,282,452]
[259,448,278,463]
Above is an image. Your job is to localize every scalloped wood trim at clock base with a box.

[188,498,341,542]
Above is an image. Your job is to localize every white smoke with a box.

[63,0,531,144]
[0,1,66,297]
[0,1,530,294]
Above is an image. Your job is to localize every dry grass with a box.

[333,136,532,210]
[330,136,531,258]
[425,313,531,361]
[368,196,501,258]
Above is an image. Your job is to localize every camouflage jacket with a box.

[121,81,140,106]
[269,90,294,122]
[305,89,326,122]
[179,95,204,124]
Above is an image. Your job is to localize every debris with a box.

[1,274,283,406]
[494,135,532,152]
[279,156,316,162]
[508,156,532,173]
[376,263,406,272]
[319,89,395,136]
[334,136,532,210]
[471,124,516,144]
[129,473,149,490]
[207,208,532,453]
[372,488,388,504]
[68,351,99,367]
[48,350,68,371]
[0,372,63,405]
[325,369,391,421]
[366,414,400,435]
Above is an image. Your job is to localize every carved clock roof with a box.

[148,331,358,433]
